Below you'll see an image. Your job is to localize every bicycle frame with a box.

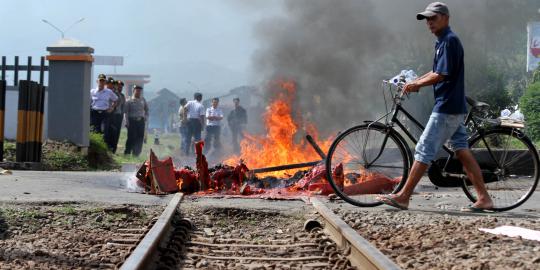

[369,82,484,179]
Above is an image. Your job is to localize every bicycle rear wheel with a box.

[325,123,411,207]
[463,128,540,211]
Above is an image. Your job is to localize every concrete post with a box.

[46,39,94,147]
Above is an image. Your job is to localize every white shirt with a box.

[206,107,224,126]
[90,87,118,110]
[185,100,205,119]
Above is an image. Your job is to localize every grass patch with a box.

[3,141,16,162]
[113,129,181,164]
[105,212,128,223]
[57,205,77,215]
[3,133,121,171]
[42,149,88,171]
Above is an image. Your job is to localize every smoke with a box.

[252,0,392,134]
[250,0,538,135]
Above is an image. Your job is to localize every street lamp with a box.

[41,18,85,39]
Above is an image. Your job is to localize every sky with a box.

[0,0,282,97]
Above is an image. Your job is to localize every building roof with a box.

[148,88,180,104]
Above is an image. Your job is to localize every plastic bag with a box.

[389,70,418,86]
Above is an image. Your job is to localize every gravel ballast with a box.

[178,204,354,269]
[0,202,162,269]
[334,207,540,270]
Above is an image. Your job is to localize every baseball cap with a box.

[118,80,124,86]
[97,74,106,81]
[417,2,449,20]
[133,85,143,90]
[107,77,115,84]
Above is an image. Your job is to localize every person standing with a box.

[90,74,117,134]
[184,92,205,155]
[376,2,493,212]
[124,85,149,156]
[106,80,126,153]
[104,79,118,150]
[178,98,189,155]
[204,98,224,154]
[227,97,247,153]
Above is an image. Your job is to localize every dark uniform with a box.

[227,103,247,153]
[124,86,149,156]
[105,80,126,153]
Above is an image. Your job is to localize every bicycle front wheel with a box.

[463,128,540,211]
[325,123,411,207]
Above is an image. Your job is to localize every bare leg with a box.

[379,160,429,208]
[455,149,494,209]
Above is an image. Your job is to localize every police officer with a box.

[227,97,247,153]
[124,85,149,156]
[106,80,126,153]
[90,74,117,133]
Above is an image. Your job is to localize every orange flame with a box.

[225,80,332,176]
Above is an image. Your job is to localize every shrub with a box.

[520,82,540,141]
[87,132,120,170]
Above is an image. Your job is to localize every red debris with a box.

[135,149,178,194]
[195,141,210,190]
[343,176,401,195]
[134,145,399,197]
[295,162,325,189]
[175,168,198,193]
[210,163,249,191]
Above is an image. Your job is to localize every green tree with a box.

[473,66,512,113]
[520,82,540,141]
[532,66,540,84]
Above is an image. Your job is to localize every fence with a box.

[0,56,48,163]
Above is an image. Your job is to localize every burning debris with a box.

[133,137,398,198]
[134,81,399,198]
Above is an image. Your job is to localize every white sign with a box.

[527,22,540,72]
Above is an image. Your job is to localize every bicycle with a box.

[325,77,540,211]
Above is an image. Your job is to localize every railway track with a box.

[118,194,400,270]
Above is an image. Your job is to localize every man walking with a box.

[124,85,149,156]
[227,97,247,153]
[184,93,205,155]
[90,74,117,134]
[204,98,224,155]
[178,98,189,155]
[376,2,494,212]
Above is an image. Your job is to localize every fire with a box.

[225,80,332,176]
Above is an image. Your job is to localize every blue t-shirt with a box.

[432,27,467,114]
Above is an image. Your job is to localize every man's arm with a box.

[200,107,206,126]
[206,108,218,121]
[214,109,224,121]
[144,99,149,120]
[403,71,444,93]
[240,108,247,124]
[124,102,130,127]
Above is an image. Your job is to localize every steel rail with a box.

[120,193,183,270]
[311,197,401,270]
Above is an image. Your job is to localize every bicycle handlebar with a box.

[382,80,409,101]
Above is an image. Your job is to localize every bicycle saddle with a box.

[466,96,489,109]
